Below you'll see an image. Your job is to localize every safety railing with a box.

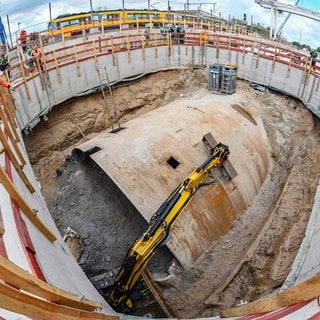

[6,29,316,92]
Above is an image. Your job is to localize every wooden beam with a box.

[17,43,31,100]
[73,45,81,77]
[53,50,62,83]
[38,36,51,88]
[143,270,173,317]
[0,208,4,236]
[202,132,238,179]
[0,282,119,320]
[220,273,320,318]
[1,100,18,135]
[0,165,56,242]
[0,255,102,311]
[93,40,99,71]
[2,104,19,140]
[0,106,26,166]
[0,126,34,193]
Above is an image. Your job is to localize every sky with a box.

[0,0,319,49]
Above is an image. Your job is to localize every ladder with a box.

[98,68,124,133]
[244,49,258,85]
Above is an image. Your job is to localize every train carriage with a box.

[46,9,221,39]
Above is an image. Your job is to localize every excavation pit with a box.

[74,93,269,268]
[24,70,320,318]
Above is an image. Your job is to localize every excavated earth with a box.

[24,68,320,318]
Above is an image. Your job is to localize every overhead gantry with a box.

[254,0,320,38]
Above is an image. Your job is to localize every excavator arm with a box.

[108,142,230,311]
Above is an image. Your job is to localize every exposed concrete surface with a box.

[12,33,320,133]
[24,69,320,318]
[75,90,269,267]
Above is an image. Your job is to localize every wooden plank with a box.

[202,132,218,149]
[142,270,173,317]
[0,165,56,242]
[202,132,238,179]
[0,255,102,311]
[0,105,26,166]
[0,207,4,236]
[17,43,31,100]
[0,126,34,193]
[220,273,320,318]
[1,100,18,135]
[0,282,119,320]
[53,50,62,83]
[38,36,51,88]
[73,45,81,77]
[1,103,19,140]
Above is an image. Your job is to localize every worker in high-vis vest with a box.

[32,46,44,72]
[0,71,15,91]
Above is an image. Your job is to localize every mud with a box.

[24,69,320,318]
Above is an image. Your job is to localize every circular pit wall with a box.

[26,73,320,318]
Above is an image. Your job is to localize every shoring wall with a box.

[2,30,320,319]
[11,32,320,132]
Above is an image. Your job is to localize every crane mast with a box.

[275,0,300,39]
[255,0,320,39]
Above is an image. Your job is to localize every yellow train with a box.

[47,9,223,38]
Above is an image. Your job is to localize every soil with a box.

[24,68,320,318]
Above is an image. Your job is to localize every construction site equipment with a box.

[108,141,230,312]
[209,64,238,94]
[221,66,237,94]
[98,68,124,133]
[209,63,224,92]
[244,52,258,85]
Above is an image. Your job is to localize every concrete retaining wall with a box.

[12,35,320,133]
[4,30,320,320]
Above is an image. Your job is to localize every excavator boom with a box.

[108,142,230,311]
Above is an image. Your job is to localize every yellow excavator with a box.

[108,141,230,312]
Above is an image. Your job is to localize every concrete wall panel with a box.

[13,38,320,133]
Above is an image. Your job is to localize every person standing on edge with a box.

[25,48,35,77]
[32,46,44,72]
[144,24,150,46]
[310,50,317,71]
[19,29,27,52]
[0,53,10,78]
[0,71,14,91]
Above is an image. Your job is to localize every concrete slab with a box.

[75,91,270,267]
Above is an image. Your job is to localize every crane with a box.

[275,0,300,39]
[254,0,320,39]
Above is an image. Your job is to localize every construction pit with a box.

[24,68,320,318]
